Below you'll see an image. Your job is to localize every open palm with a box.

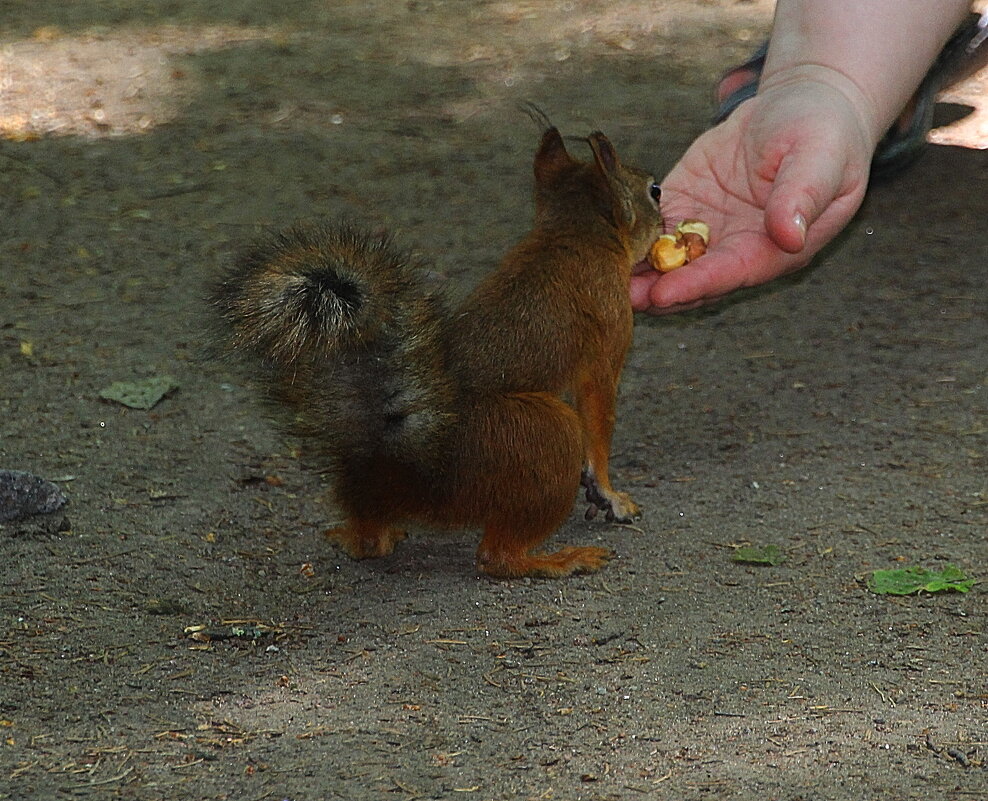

[631,85,873,314]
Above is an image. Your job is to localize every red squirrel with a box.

[211,112,664,578]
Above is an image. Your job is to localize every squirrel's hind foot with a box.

[477,540,613,579]
[326,520,407,559]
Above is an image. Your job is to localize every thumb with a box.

[762,144,846,254]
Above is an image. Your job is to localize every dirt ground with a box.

[1,2,986,799]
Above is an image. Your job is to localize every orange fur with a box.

[212,118,664,578]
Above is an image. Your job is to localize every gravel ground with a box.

[2,2,985,799]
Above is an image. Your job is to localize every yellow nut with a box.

[649,234,687,272]
[676,219,710,244]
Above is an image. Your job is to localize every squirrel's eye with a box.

[649,183,661,203]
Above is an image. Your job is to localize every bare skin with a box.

[632,0,972,315]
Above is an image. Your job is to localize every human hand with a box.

[632,73,876,314]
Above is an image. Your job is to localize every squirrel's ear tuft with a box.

[533,127,571,184]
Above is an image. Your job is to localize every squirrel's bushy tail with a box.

[211,222,458,465]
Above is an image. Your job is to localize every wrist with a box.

[757,64,883,152]
[761,0,972,145]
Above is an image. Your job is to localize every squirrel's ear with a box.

[587,132,635,228]
[533,127,571,183]
[587,132,620,178]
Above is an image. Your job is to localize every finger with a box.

[638,295,723,316]
[644,241,780,310]
[630,270,660,312]
[763,144,846,254]
[648,253,738,308]
[632,258,655,277]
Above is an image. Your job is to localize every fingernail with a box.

[793,212,807,245]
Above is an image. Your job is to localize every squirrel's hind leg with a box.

[469,392,612,579]
[326,519,407,559]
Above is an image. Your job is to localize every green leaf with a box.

[100,376,179,410]
[733,544,786,566]
[867,564,975,595]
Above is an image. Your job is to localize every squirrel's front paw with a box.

[581,470,640,523]
[602,490,640,523]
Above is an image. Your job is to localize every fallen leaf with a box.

[733,544,786,566]
[867,565,975,595]
[99,376,179,409]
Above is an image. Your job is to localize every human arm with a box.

[632,0,973,314]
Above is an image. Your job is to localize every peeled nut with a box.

[649,218,711,272]
[676,219,710,243]
[680,232,707,262]
[649,234,687,272]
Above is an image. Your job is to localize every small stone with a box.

[0,470,68,522]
